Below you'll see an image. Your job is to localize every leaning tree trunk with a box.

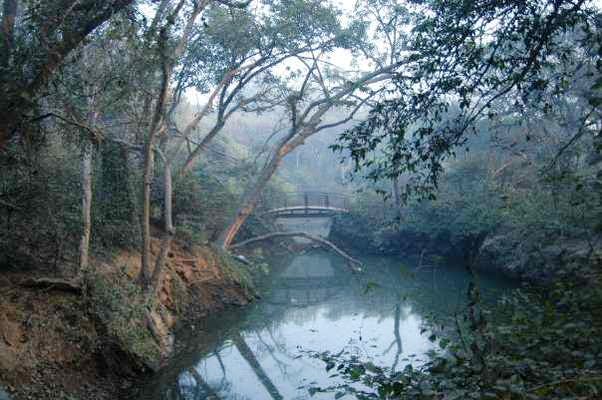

[218,107,330,249]
[217,147,285,249]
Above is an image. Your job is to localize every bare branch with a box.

[314,89,384,133]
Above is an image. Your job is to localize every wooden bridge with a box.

[261,191,350,218]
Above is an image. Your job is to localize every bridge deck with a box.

[260,191,350,218]
[263,206,348,217]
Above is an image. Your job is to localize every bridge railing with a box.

[261,191,350,211]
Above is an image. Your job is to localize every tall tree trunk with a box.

[137,2,202,285]
[1,0,17,67]
[78,141,94,273]
[139,140,155,285]
[392,177,401,221]
[147,158,174,300]
[78,101,98,274]
[138,31,170,286]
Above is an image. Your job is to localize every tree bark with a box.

[139,29,170,286]
[139,138,156,286]
[392,177,402,220]
[78,65,99,273]
[217,148,284,249]
[78,140,94,273]
[147,158,174,300]
[218,110,328,249]
[138,3,203,286]
[1,0,17,66]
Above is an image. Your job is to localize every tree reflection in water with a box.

[140,251,514,400]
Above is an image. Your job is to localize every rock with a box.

[477,232,602,283]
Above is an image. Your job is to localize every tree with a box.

[136,0,205,293]
[0,0,135,150]
[218,0,411,248]
[169,0,351,177]
[335,0,600,198]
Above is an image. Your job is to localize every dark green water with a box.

[141,250,515,400]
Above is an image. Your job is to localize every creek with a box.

[140,250,515,400]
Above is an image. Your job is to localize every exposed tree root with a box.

[19,277,82,294]
[229,231,363,271]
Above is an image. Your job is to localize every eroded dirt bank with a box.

[0,238,253,400]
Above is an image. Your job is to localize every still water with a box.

[142,250,515,400]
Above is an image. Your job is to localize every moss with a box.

[213,246,256,295]
[85,269,161,368]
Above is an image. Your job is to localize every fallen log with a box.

[229,232,363,271]
[19,277,82,294]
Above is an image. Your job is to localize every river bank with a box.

[0,238,253,400]
[1,227,597,400]
[330,212,602,284]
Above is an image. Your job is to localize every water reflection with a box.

[142,251,514,400]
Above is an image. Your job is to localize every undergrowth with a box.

[85,269,161,369]
[309,270,602,399]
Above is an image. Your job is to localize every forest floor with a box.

[0,237,253,400]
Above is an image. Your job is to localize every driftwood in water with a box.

[20,277,82,294]
[230,231,363,271]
